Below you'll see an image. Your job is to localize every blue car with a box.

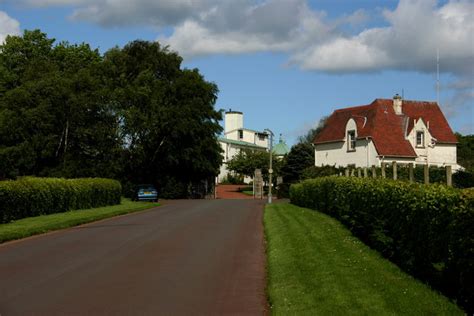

[132,184,158,202]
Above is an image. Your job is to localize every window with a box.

[238,130,243,139]
[416,131,424,147]
[347,130,356,151]
[258,133,266,141]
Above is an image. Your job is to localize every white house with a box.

[218,110,269,183]
[313,95,460,169]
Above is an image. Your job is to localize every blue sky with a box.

[1,0,472,146]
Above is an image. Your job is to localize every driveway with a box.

[0,199,267,315]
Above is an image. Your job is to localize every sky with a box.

[1,0,473,146]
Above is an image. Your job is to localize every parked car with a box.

[132,184,158,202]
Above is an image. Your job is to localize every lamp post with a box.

[264,128,274,204]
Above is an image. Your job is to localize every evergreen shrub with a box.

[0,177,121,223]
[290,177,473,313]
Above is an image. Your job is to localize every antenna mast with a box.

[436,48,440,104]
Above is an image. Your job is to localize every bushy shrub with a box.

[0,177,121,223]
[159,177,188,199]
[453,170,474,188]
[220,173,245,185]
[301,165,344,180]
[290,177,473,313]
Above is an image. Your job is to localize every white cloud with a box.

[161,0,335,58]
[0,11,20,44]
[10,0,473,80]
[293,0,474,76]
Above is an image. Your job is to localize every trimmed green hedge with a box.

[0,177,121,223]
[290,177,473,313]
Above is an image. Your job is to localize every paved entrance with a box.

[0,199,268,315]
[216,184,255,199]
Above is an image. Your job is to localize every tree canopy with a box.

[456,133,474,173]
[226,149,283,183]
[0,30,223,197]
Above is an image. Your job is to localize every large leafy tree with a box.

[103,40,223,193]
[280,143,314,183]
[227,149,283,183]
[456,133,474,173]
[0,30,121,179]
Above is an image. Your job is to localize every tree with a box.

[280,143,314,183]
[456,133,474,173]
[0,30,121,179]
[298,116,328,144]
[227,149,283,183]
[103,40,223,195]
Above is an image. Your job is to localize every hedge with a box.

[299,165,474,188]
[0,177,122,223]
[290,177,473,313]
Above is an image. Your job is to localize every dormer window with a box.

[238,129,244,139]
[416,131,424,147]
[347,130,356,151]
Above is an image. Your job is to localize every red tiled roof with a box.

[313,99,457,157]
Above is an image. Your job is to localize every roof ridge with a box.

[334,104,371,112]
[375,98,438,105]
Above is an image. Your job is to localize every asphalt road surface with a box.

[0,199,267,315]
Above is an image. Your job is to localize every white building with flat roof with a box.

[218,110,269,183]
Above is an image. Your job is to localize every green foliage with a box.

[456,133,474,173]
[159,177,188,199]
[453,170,474,188]
[0,30,223,198]
[301,165,344,180]
[220,173,245,185]
[226,149,283,183]
[103,40,223,196]
[0,30,121,179]
[280,142,314,183]
[290,177,473,313]
[344,164,473,188]
[0,177,121,223]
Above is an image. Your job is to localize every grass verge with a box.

[0,198,160,243]
[264,202,463,315]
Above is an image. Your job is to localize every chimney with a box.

[393,94,403,115]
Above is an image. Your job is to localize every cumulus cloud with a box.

[10,0,473,110]
[293,0,474,76]
[160,0,334,57]
[0,11,20,43]
[11,0,473,77]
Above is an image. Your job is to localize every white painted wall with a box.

[315,139,379,167]
[218,140,267,183]
[315,116,459,170]
[225,112,243,134]
[406,118,457,168]
[315,118,378,167]
[224,129,269,147]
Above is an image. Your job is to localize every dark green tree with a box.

[281,142,314,183]
[0,30,121,179]
[456,133,474,173]
[103,40,223,195]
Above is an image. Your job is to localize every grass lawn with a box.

[264,202,463,315]
[242,190,253,196]
[0,198,159,243]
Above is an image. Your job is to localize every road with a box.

[0,199,267,315]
